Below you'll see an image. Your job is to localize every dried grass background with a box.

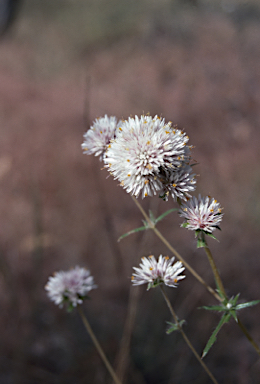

[1,0,260,383]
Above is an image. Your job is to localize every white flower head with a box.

[45,266,97,310]
[82,115,119,160]
[159,164,196,202]
[132,255,185,290]
[179,194,223,234]
[104,115,190,198]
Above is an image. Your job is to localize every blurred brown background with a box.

[1,0,260,383]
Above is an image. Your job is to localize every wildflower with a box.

[45,266,97,309]
[159,164,196,201]
[82,115,119,160]
[131,255,185,290]
[104,115,190,198]
[179,194,223,234]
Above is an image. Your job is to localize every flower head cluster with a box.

[82,114,196,200]
[132,255,185,290]
[179,194,223,234]
[82,115,119,160]
[45,266,97,309]
[101,114,196,199]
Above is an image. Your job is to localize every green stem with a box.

[131,196,221,302]
[203,243,227,299]
[131,196,260,358]
[78,307,122,384]
[237,318,260,356]
[159,286,219,384]
[203,243,260,357]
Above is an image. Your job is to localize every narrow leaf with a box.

[155,209,178,224]
[206,232,219,242]
[148,210,156,223]
[230,310,238,322]
[166,320,185,334]
[202,313,231,358]
[200,305,226,312]
[117,226,147,242]
[236,300,260,310]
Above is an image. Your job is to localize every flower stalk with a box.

[202,242,260,357]
[203,243,227,299]
[131,195,260,357]
[78,307,122,384]
[131,195,222,301]
[159,286,219,384]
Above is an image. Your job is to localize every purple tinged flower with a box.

[179,194,223,233]
[131,255,185,289]
[45,266,97,308]
[82,115,119,160]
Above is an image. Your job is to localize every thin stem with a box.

[237,318,260,356]
[159,286,219,384]
[203,244,260,357]
[131,196,222,302]
[203,244,227,299]
[78,307,122,384]
[131,196,260,357]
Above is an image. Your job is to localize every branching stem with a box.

[159,286,219,384]
[131,195,260,358]
[131,196,221,301]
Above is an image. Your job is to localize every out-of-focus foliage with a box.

[1,0,260,383]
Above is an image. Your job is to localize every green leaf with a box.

[148,210,156,223]
[215,288,226,301]
[202,313,231,358]
[230,309,238,322]
[147,282,154,291]
[166,320,185,334]
[118,209,179,242]
[181,222,189,228]
[200,305,226,312]
[154,209,178,224]
[117,225,147,242]
[206,232,219,242]
[236,300,260,310]
[67,303,75,313]
[232,293,240,306]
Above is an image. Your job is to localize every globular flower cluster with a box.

[82,115,120,160]
[45,266,97,309]
[82,114,196,200]
[132,255,185,290]
[179,194,223,234]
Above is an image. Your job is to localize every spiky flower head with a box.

[45,266,97,310]
[179,194,223,234]
[131,255,185,290]
[159,164,196,201]
[82,115,119,160]
[104,115,190,198]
